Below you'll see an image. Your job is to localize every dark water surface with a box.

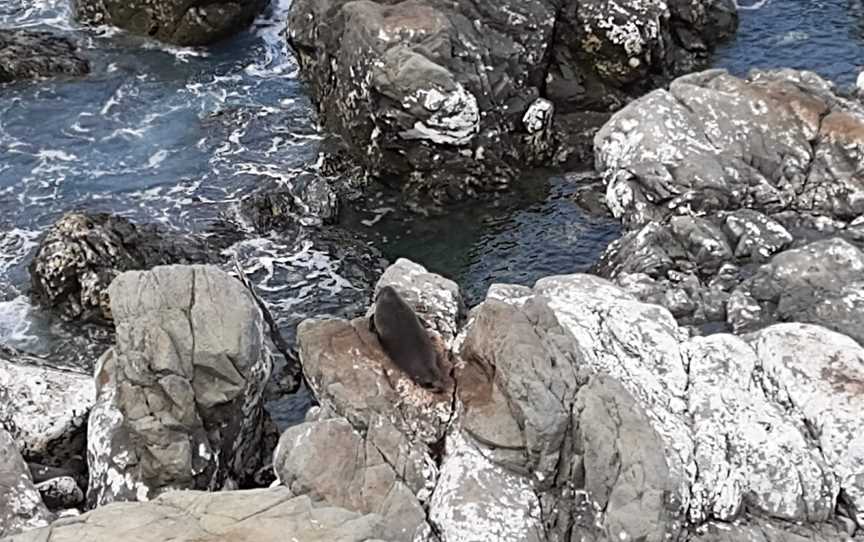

[0,0,861,423]
[714,0,864,85]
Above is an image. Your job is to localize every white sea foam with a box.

[0,295,35,345]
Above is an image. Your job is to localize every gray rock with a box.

[287,0,736,205]
[2,488,387,542]
[29,213,216,324]
[273,417,428,540]
[0,428,52,538]
[87,265,272,506]
[34,477,84,510]
[428,432,544,542]
[71,0,267,46]
[746,324,864,529]
[0,346,93,468]
[731,237,864,342]
[374,258,464,346]
[723,209,793,262]
[688,516,857,541]
[0,29,88,83]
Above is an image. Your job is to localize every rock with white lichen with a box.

[29,213,217,325]
[86,265,272,507]
[71,0,267,46]
[0,428,52,538]
[593,68,864,334]
[0,346,93,471]
[286,0,737,206]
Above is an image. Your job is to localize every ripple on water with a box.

[715,0,864,86]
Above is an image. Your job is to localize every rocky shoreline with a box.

[1,0,864,541]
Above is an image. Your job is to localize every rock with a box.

[0,29,89,83]
[35,477,84,510]
[689,516,857,541]
[730,237,864,342]
[745,324,864,529]
[0,346,93,469]
[450,272,863,539]
[3,488,387,542]
[685,334,836,523]
[273,417,428,540]
[595,69,864,227]
[287,0,736,204]
[428,432,544,542]
[71,0,267,46]
[0,428,52,538]
[86,265,272,507]
[263,258,864,540]
[374,258,464,345]
[29,213,217,324]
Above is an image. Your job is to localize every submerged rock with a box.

[286,0,737,205]
[71,0,268,46]
[4,488,387,542]
[86,265,272,506]
[29,213,216,325]
[0,29,89,84]
[0,428,52,538]
[0,346,93,469]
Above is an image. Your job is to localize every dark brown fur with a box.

[371,285,445,392]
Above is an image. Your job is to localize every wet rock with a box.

[0,29,89,83]
[29,213,216,325]
[286,0,736,204]
[72,0,267,46]
[273,417,428,540]
[35,477,84,510]
[87,265,272,506]
[238,176,339,234]
[0,428,52,538]
[0,346,93,469]
[4,488,387,542]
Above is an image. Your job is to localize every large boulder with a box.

[0,346,93,471]
[71,0,268,46]
[286,0,737,204]
[593,69,864,335]
[0,29,89,84]
[0,428,52,538]
[594,69,864,227]
[273,417,429,540]
[2,488,387,542]
[29,213,216,324]
[86,265,272,506]
[275,259,863,541]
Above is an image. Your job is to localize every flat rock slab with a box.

[1,488,386,542]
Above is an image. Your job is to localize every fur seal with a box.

[370,285,446,392]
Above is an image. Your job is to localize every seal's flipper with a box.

[368,314,377,334]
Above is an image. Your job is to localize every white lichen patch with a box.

[400,85,480,146]
[429,432,542,541]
